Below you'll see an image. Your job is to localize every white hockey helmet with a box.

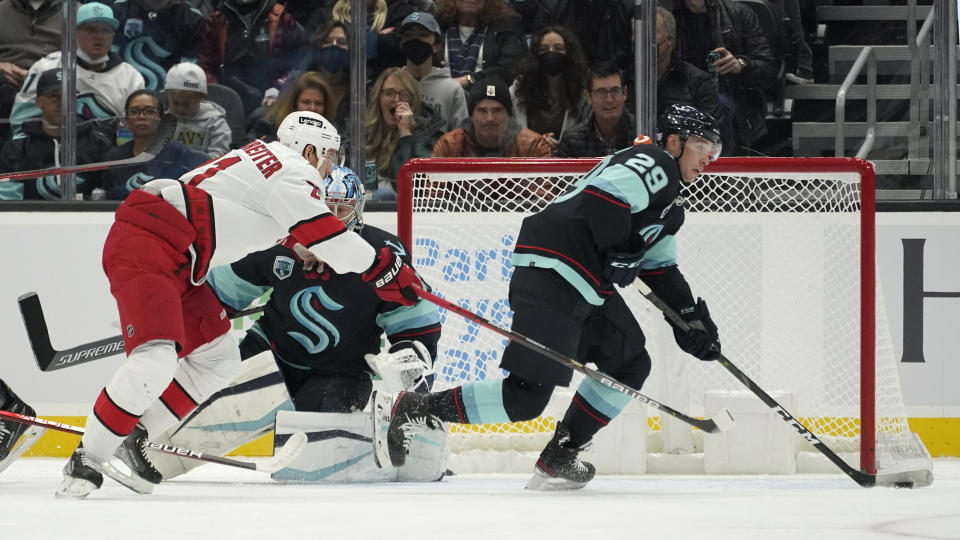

[324,165,365,231]
[277,111,341,161]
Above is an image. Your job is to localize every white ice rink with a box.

[1,458,958,540]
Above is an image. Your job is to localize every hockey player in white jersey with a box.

[57,111,424,498]
[145,167,448,484]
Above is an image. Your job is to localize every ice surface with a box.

[1,458,958,540]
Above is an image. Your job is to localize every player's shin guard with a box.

[139,333,240,437]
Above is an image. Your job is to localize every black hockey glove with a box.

[668,298,721,361]
[602,251,646,287]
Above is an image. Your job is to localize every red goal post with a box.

[397,156,927,475]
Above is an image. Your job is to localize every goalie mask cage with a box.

[397,157,932,476]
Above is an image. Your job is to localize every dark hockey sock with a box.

[561,394,613,447]
[426,375,553,424]
[561,377,632,446]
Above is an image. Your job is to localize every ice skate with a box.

[372,391,442,468]
[55,446,104,499]
[0,382,37,462]
[526,422,596,491]
[115,425,163,485]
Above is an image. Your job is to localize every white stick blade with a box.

[710,408,736,433]
[873,469,934,489]
[259,432,307,473]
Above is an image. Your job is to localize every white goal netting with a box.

[397,157,931,475]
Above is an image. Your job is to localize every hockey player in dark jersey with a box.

[373,104,724,490]
[144,165,445,482]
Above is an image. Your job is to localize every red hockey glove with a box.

[362,247,423,306]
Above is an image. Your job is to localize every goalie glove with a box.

[668,298,721,361]
[602,251,645,287]
[365,340,435,393]
[362,247,423,306]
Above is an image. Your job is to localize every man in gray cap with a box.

[399,11,467,132]
[432,76,552,158]
[9,2,144,139]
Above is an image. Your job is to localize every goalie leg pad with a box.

[148,351,293,480]
[272,409,449,483]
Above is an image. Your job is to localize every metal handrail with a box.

[835,46,877,158]
[909,7,936,161]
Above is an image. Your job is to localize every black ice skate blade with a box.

[524,468,589,491]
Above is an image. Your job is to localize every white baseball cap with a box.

[165,63,207,94]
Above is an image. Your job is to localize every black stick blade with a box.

[17,292,126,371]
[18,292,56,371]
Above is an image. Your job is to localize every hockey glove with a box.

[602,251,646,287]
[668,298,721,361]
[362,247,423,306]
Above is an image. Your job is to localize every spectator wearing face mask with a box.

[108,0,205,90]
[509,25,587,152]
[10,2,145,140]
[300,20,351,129]
[330,0,417,82]
[399,12,467,133]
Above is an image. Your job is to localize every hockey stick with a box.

[0,409,307,474]
[633,279,933,488]
[411,285,734,434]
[18,291,266,372]
[0,113,177,182]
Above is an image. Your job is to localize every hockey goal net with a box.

[396,157,931,476]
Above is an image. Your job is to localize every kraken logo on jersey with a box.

[273,256,295,280]
[384,239,406,258]
[126,172,155,193]
[639,224,665,245]
[288,287,344,354]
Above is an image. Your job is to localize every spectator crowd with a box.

[0,0,808,200]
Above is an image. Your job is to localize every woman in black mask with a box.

[300,21,352,130]
[509,25,587,151]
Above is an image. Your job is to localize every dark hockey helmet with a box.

[657,104,722,160]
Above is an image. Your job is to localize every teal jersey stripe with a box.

[207,264,271,311]
[511,253,606,305]
[460,379,511,424]
[640,235,678,269]
[576,377,631,419]
[376,300,441,336]
[587,163,652,212]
